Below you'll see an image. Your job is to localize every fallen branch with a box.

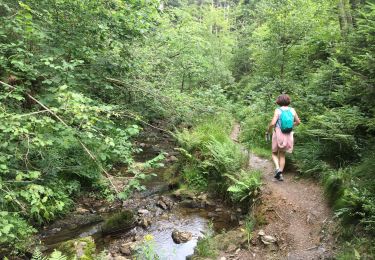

[119,110,173,135]
[267,207,284,221]
[106,77,223,114]
[274,209,284,221]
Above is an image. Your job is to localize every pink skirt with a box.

[272,128,294,153]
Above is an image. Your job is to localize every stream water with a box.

[39,131,239,259]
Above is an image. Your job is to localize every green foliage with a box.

[176,113,234,152]
[226,170,262,203]
[296,106,364,167]
[323,170,346,206]
[182,165,208,191]
[205,138,246,176]
[244,216,256,245]
[0,211,35,251]
[118,153,164,200]
[47,251,68,260]
[336,237,375,260]
[32,248,68,260]
[195,223,217,258]
[57,237,96,260]
[0,0,163,252]
[240,103,270,151]
[176,114,247,195]
[135,234,159,260]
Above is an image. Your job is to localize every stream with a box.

[38,129,241,259]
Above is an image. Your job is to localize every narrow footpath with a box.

[227,123,336,260]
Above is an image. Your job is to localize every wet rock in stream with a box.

[171,230,193,244]
[101,210,135,235]
[172,189,196,200]
[156,195,174,210]
[119,241,136,256]
[138,216,152,228]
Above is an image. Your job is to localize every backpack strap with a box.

[276,108,282,127]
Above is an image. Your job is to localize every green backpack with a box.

[279,107,294,133]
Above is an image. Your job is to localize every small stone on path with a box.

[261,235,277,245]
[226,244,237,253]
[138,209,150,215]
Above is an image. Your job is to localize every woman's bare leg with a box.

[279,151,286,172]
[272,152,280,170]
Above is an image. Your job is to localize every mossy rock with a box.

[213,228,246,251]
[168,176,181,190]
[101,210,135,235]
[57,236,96,260]
[172,188,197,200]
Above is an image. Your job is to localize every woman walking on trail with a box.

[267,94,300,181]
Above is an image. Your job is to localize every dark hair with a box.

[276,94,291,106]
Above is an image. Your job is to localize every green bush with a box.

[195,223,217,258]
[176,112,234,152]
[226,170,262,204]
[204,138,246,178]
[182,165,208,191]
[295,107,364,167]
[0,212,36,253]
[240,106,270,151]
[176,114,247,196]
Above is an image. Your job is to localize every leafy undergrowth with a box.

[194,223,218,258]
[175,113,261,205]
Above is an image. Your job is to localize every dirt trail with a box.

[228,123,336,260]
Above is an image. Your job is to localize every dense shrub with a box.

[176,113,249,196]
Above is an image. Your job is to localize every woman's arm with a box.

[267,109,279,133]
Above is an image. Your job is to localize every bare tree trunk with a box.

[338,0,354,36]
[280,46,286,80]
[344,0,353,30]
[338,0,349,36]
[181,73,185,92]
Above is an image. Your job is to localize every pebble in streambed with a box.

[146,211,208,260]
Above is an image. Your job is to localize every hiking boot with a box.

[278,173,284,181]
[274,169,281,180]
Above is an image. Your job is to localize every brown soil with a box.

[218,123,337,260]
